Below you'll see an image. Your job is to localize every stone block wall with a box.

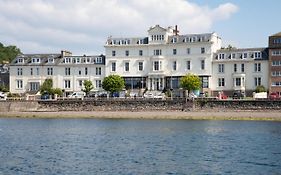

[2,99,281,112]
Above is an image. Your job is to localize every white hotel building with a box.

[105,25,222,96]
[9,51,105,96]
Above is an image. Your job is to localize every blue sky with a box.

[191,0,280,48]
[0,0,280,54]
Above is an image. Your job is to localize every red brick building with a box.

[268,32,281,94]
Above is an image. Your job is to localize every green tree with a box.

[102,75,125,95]
[255,85,266,93]
[0,42,21,63]
[180,73,201,93]
[52,88,63,96]
[82,80,94,96]
[40,78,53,94]
[0,85,9,92]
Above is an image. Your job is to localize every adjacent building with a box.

[9,50,105,96]
[212,48,268,96]
[268,32,281,94]
[0,64,9,89]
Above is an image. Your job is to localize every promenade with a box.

[1,111,281,121]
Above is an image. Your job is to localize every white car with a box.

[0,92,7,100]
[67,92,85,99]
[144,92,165,99]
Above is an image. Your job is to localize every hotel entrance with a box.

[148,77,164,91]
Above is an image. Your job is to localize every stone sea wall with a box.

[195,99,281,111]
[1,99,281,112]
[37,99,192,112]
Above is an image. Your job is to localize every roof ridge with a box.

[272,32,281,36]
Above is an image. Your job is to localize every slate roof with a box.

[215,47,268,60]
[272,32,281,36]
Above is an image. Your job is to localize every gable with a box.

[148,25,167,33]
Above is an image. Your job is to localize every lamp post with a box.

[170,75,173,100]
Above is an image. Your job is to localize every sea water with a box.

[0,119,281,174]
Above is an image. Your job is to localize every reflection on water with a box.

[0,119,281,174]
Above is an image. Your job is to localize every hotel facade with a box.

[105,25,221,96]
[9,25,280,97]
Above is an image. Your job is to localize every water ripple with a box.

[0,119,281,174]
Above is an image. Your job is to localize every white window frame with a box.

[96,67,102,75]
[64,80,71,89]
[254,63,261,72]
[255,77,262,86]
[16,80,23,89]
[96,57,103,63]
[153,61,162,71]
[96,80,102,88]
[47,67,53,75]
[111,62,116,72]
[186,60,191,70]
[124,62,129,72]
[138,62,143,71]
[218,78,225,87]
[201,60,205,70]
[172,61,177,71]
[64,57,71,63]
[218,64,224,73]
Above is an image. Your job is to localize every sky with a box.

[0,0,280,55]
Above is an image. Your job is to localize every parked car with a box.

[68,92,85,99]
[143,93,154,98]
[232,91,244,99]
[189,93,197,99]
[143,92,165,99]
[41,92,50,100]
[269,92,279,100]
[0,91,7,100]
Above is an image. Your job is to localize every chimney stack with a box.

[173,25,179,35]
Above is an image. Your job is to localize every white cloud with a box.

[0,0,238,54]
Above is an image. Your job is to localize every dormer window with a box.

[76,57,80,63]
[202,36,207,42]
[254,52,261,58]
[125,40,130,45]
[192,36,196,42]
[96,57,103,63]
[48,58,54,63]
[231,53,236,59]
[219,53,225,59]
[243,53,248,59]
[64,57,71,63]
[172,37,177,43]
[32,58,40,63]
[138,39,144,44]
[18,58,24,63]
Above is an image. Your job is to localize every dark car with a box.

[269,92,279,100]
[232,91,244,99]
[41,93,50,100]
